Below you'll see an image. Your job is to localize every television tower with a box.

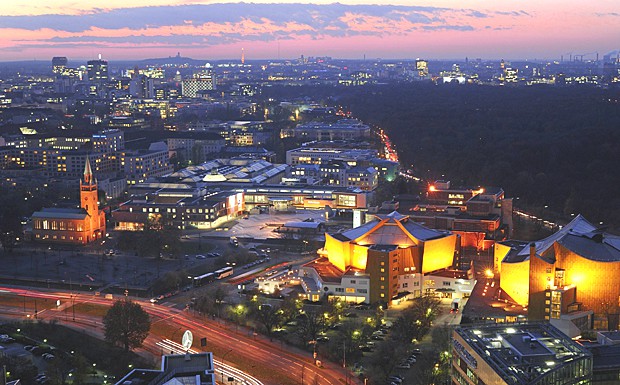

[241,48,245,65]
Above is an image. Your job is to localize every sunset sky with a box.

[0,0,618,61]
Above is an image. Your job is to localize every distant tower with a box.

[87,56,109,82]
[80,156,99,219]
[52,57,68,74]
[241,48,245,65]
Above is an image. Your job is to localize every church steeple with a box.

[83,156,93,185]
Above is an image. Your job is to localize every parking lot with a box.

[209,210,330,241]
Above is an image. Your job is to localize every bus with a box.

[214,266,234,279]
[193,272,215,287]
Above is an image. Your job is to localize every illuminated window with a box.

[345,288,355,293]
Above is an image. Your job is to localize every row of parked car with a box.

[241,257,270,270]
[395,348,422,370]
[24,345,55,360]
[193,252,221,260]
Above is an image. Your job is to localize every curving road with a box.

[0,287,360,385]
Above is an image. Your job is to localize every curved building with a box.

[301,211,459,304]
[496,215,620,330]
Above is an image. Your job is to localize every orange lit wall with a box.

[350,243,369,270]
[324,233,349,271]
[555,244,620,316]
[324,233,370,271]
[421,234,457,273]
[499,259,530,306]
[494,243,512,274]
[528,249,555,320]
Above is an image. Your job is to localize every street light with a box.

[221,349,233,383]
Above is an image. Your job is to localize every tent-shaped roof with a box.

[502,215,620,263]
[337,211,448,246]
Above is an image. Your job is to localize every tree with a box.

[297,310,325,343]
[46,355,73,385]
[363,341,406,385]
[392,296,440,343]
[252,303,282,338]
[0,354,38,384]
[0,206,22,252]
[103,300,151,351]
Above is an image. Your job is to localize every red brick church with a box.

[31,157,106,244]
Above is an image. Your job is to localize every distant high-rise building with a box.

[181,70,216,98]
[87,55,109,82]
[129,75,155,98]
[52,57,68,74]
[504,67,518,83]
[415,59,429,78]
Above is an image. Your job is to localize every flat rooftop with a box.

[455,323,592,385]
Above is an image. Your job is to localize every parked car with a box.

[195,255,206,259]
[371,334,384,341]
[0,334,14,343]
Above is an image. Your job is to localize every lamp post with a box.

[301,363,305,385]
[221,349,233,383]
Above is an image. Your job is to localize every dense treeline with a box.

[264,83,620,228]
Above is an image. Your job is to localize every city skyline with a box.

[0,0,618,61]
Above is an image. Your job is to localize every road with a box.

[0,286,360,385]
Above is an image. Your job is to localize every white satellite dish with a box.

[182,330,193,351]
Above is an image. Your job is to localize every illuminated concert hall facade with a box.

[300,211,460,304]
[495,215,620,330]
